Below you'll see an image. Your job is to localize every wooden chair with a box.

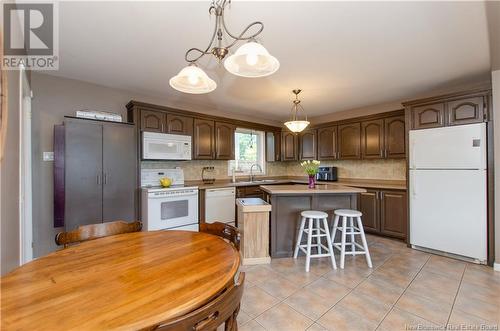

[55,221,142,248]
[199,222,241,251]
[150,272,245,331]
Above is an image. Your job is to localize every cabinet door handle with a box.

[103,173,107,185]
[161,122,164,132]
[96,175,101,185]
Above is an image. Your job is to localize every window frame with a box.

[228,128,266,177]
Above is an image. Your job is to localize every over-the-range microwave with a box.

[142,132,192,160]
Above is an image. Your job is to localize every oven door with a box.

[146,192,199,231]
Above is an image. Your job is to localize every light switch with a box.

[43,152,54,161]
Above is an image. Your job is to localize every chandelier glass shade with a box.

[284,89,310,133]
[169,64,217,94]
[169,0,279,94]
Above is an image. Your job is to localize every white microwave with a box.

[142,132,192,160]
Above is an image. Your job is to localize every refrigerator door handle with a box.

[410,139,416,169]
[411,174,417,196]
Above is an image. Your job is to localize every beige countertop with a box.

[186,177,406,190]
[260,184,366,195]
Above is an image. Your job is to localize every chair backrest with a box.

[151,272,245,331]
[55,221,142,247]
[199,222,241,251]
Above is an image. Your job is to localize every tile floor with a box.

[235,235,500,331]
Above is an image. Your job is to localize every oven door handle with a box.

[148,193,198,199]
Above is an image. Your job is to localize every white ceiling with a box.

[49,1,491,121]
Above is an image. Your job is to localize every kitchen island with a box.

[260,184,366,258]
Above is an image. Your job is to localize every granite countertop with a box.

[259,184,367,195]
[185,177,406,190]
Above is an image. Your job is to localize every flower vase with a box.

[308,175,316,189]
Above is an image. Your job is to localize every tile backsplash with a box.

[141,159,405,181]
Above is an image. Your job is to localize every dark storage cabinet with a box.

[281,131,298,161]
[166,114,193,135]
[215,122,235,160]
[358,188,407,240]
[384,116,406,158]
[338,123,361,159]
[447,96,485,126]
[266,131,281,162]
[193,119,215,159]
[361,120,384,159]
[360,116,406,159]
[59,118,136,230]
[140,109,165,132]
[299,129,317,160]
[317,126,338,160]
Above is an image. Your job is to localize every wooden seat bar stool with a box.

[293,210,337,272]
[55,221,142,248]
[331,209,372,269]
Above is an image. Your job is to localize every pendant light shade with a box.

[169,65,216,94]
[284,89,310,133]
[224,42,280,78]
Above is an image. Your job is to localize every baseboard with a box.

[494,262,500,272]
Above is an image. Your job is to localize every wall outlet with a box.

[43,152,54,161]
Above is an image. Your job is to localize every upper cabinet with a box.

[281,131,298,161]
[410,103,445,130]
[338,123,361,159]
[404,89,490,130]
[166,114,193,136]
[193,119,215,160]
[215,122,235,160]
[266,131,281,162]
[140,109,166,133]
[384,115,406,158]
[361,119,384,159]
[299,129,317,160]
[317,126,338,160]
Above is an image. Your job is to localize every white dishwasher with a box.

[205,187,236,226]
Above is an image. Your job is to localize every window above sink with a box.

[228,128,266,177]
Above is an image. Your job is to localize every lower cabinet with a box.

[358,188,407,240]
[236,186,264,199]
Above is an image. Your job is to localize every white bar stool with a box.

[331,209,372,269]
[293,210,337,272]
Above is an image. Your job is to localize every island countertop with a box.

[260,184,367,195]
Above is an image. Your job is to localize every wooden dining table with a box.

[1,231,241,331]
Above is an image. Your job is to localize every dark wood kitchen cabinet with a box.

[447,96,485,126]
[215,122,235,160]
[299,129,317,160]
[193,119,215,159]
[166,114,193,135]
[317,126,338,160]
[59,117,136,230]
[338,123,361,159]
[281,131,298,161]
[140,109,166,132]
[266,131,281,162]
[358,188,407,240]
[361,119,384,159]
[410,102,445,130]
[384,115,406,158]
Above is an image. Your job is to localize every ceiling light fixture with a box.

[169,0,279,94]
[284,89,310,133]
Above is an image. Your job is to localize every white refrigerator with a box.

[409,123,487,263]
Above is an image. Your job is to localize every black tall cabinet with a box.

[55,117,137,230]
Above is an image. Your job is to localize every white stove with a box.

[141,168,199,231]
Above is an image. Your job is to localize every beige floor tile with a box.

[448,308,499,328]
[395,289,452,325]
[279,268,322,287]
[462,264,500,291]
[337,291,392,325]
[256,273,300,300]
[305,277,351,303]
[370,267,415,289]
[406,270,460,304]
[285,288,337,320]
[355,275,405,306]
[237,310,252,325]
[239,319,266,331]
[318,305,378,331]
[454,291,500,323]
[322,267,371,288]
[255,302,314,331]
[422,255,465,280]
[457,280,499,304]
[378,307,439,331]
[307,323,329,331]
[241,286,280,318]
[245,265,281,284]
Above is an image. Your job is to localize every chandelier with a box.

[169,0,280,94]
[284,89,310,133]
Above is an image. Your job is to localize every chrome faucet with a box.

[249,164,263,182]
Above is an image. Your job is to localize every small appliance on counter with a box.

[141,168,199,231]
[316,166,337,182]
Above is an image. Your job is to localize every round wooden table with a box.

[1,231,241,330]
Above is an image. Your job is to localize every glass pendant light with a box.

[284,89,310,133]
[224,41,280,78]
[169,64,216,94]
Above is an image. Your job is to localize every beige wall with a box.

[1,70,21,275]
[493,70,500,268]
